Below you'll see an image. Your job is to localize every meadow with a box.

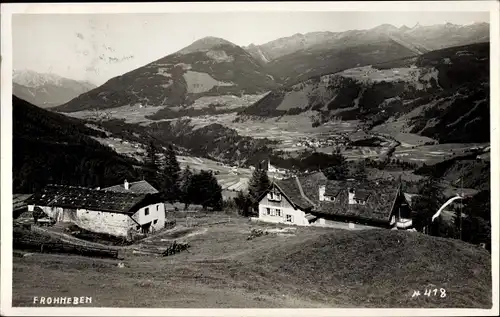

[12,212,492,308]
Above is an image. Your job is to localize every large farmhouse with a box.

[27,183,165,239]
[257,172,413,230]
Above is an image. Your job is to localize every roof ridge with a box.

[129,180,147,185]
[294,176,316,208]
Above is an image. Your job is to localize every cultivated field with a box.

[177,155,252,191]
[394,143,489,165]
[189,113,360,141]
[339,65,439,89]
[12,212,492,308]
[67,104,165,124]
[372,123,437,147]
[66,93,267,125]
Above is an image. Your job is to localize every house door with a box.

[141,222,152,234]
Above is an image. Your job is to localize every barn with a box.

[27,184,166,240]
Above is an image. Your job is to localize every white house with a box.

[257,183,312,226]
[257,172,413,230]
[27,183,165,240]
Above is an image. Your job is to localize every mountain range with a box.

[240,42,489,143]
[50,22,489,121]
[12,70,96,108]
[11,22,492,195]
[244,22,489,64]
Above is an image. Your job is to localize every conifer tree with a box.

[190,170,222,210]
[248,167,271,213]
[144,140,160,187]
[411,177,445,235]
[161,144,181,204]
[179,165,194,210]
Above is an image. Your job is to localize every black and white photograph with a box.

[1,1,499,316]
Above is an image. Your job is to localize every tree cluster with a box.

[232,166,270,217]
[411,177,491,252]
[411,177,445,235]
[145,143,222,211]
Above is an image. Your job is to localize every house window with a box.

[285,214,293,223]
[276,209,282,217]
[356,199,366,205]
[266,208,271,215]
[145,207,149,216]
[153,219,158,224]
[156,205,159,211]
[325,196,335,202]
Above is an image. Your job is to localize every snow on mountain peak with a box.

[13,69,65,88]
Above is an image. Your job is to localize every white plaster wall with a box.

[257,187,310,226]
[258,205,310,226]
[73,209,131,237]
[30,204,135,237]
[131,203,165,232]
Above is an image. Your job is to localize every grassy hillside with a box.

[266,38,419,85]
[13,96,141,193]
[414,154,490,190]
[13,214,492,308]
[98,118,277,166]
[254,229,491,308]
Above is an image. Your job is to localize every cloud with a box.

[76,32,84,40]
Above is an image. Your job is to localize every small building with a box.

[27,184,165,239]
[257,172,413,230]
[13,194,33,219]
[103,179,159,194]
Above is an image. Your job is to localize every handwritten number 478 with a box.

[412,288,447,298]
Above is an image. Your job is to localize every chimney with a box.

[348,188,356,205]
[319,185,326,201]
[124,179,129,190]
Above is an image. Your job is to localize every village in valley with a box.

[6,6,495,311]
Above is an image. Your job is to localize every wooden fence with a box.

[13,238,119,259]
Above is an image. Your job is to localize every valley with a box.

[9,15,494,312]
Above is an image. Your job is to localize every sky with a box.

[12,11,490,85]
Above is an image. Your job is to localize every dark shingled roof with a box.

[13,194,33,211]
[275,177,313,210]
[270,172,401,224]
[316,179,400,223]
[103,180,159,194]
[27,184,159,215]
